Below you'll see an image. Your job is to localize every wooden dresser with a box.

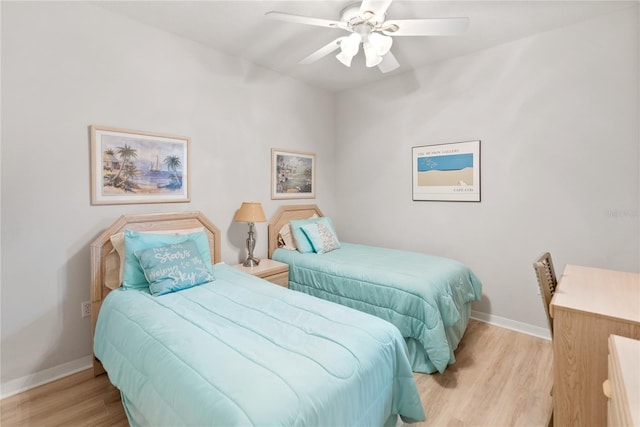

[604,335,640,426]
[550,265,640,427]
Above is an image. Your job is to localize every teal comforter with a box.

[94,263,425,426]
[273,243,483,374]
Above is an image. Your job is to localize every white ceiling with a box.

[96,0,637,92]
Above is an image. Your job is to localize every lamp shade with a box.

[234,202,266,223]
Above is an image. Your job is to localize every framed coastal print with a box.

[412,140,481,202]
[90,125,190,205]
[271,149,316,199]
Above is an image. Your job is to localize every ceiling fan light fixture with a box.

[363,42,383,67]
[368,32,393,55]
[266,0,470,72]
[336,32,361,67]
[336,51,354,67]
[341,32,361,55]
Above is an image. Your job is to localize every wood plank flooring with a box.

[414,319,553,427]
[1,319,552,426]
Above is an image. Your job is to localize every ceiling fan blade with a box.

[359,0,393,19]
[377,50,400,73]
[299,37,345,65]
[382,17,470,36]
[265,11,347,30]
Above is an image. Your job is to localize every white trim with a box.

[471,310,551,341]
[0,355,93,399]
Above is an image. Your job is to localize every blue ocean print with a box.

[131,170,181,189]
[417,154,473,172]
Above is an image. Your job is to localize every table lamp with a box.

[234,202,267,267]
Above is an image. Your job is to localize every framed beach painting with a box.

[412,140,481,202]
[271,149,316,199]
[90,125,190,205]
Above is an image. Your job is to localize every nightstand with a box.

[233,259,289,288]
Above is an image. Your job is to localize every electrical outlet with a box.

[81,301,91,318]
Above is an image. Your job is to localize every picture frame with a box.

[90,125,191,205]
[412,140,481,202]
[271,149,316,199]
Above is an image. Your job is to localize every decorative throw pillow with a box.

[290,217,339,254]
[289,219,317,253]
[123,229,213,290]
[134,240,215,296]
[107,228,207,289]
[300,222,341,254]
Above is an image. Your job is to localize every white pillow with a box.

[278,223,297,250]
[277,213,319,251]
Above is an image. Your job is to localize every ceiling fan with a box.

[265,0,470,73]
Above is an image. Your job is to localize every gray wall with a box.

[334,7,639,333]
[1,2,336,389]
[1,2,639,394]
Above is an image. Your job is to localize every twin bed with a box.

[267,205,483,374]
[90,212,425,426]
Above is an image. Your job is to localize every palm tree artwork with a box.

[93,126,189,204]
[104,144,140,192]
[163,155,183,189]
[101,143,184,194]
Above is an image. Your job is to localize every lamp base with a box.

[242,257,260,267]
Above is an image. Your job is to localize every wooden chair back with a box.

[533,252,558,338]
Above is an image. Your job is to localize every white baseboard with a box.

[471,310,551,341]
[1,355,93,400]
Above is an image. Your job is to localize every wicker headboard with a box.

[90,211,221,375]
[267,204,324,258]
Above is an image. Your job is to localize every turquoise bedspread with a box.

[94,263,425,426]
[273,243,483,374]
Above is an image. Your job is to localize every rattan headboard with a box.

[267,204,324,258]
[90,211,221,375]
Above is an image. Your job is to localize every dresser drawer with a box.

[233,259,289,288]
[265,271,289,288]
[606,335,640,427]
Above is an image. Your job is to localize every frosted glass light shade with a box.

[363,42,383,67]
[336,32,361,67]
[336,51,354,67]
[368,32,393,55]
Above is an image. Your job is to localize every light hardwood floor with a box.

[414,320,553,427]
[1,319,552,426]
